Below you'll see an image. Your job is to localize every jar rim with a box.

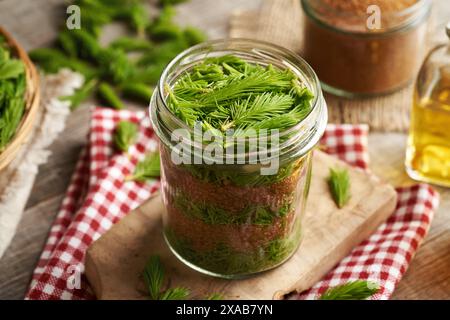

[301,0,432,36]
[150,38,327,164]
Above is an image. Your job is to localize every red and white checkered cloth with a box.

[26,108,439,300]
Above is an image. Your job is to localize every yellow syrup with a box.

[406,70,450,187]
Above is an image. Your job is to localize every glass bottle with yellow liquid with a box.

[406,23,450,187]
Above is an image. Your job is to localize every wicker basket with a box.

[0,27,40,171]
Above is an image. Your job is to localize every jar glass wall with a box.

[150,39,328,278]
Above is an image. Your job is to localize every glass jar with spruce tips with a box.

[150,39,328,278]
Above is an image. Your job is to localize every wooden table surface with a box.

[0,0,449,300]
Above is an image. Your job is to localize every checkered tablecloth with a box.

[26,108,439,300]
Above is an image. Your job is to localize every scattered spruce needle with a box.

[97,48,135,84]
[328,167,351,208]
[143,255,221,300]
[126,3,151,37]
[69,28,102,60]
[160,0,189,5]
[206,293,224,300]
[122,82,153,103]
[150,22,183,41]
[160,287,190,300]
[319,280,380,300]
[29,47,97,79]
[126,151,161,182]
[98,82,124,109]
[28,0,207,110]
[143,256,165,300]
[110,36,152,52]
[183,26,207,46]
[113,121,139,152]
[57,30,78,57]
[61,78,98,111]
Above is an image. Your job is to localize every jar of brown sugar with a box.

[301,0,432,97]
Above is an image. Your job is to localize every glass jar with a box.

[301,0,432,97]
[406,23,450,187]
[150,39,328,278]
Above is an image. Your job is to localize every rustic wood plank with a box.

[0,0,449,300]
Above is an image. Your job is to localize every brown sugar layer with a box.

[164,204,297,253]
[160,145,307,212]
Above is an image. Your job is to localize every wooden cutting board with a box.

[85,150,397,300]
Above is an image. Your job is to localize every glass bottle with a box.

[406,23,450,187]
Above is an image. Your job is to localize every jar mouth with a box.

[302,0,432,35]
[150,38,327,165]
